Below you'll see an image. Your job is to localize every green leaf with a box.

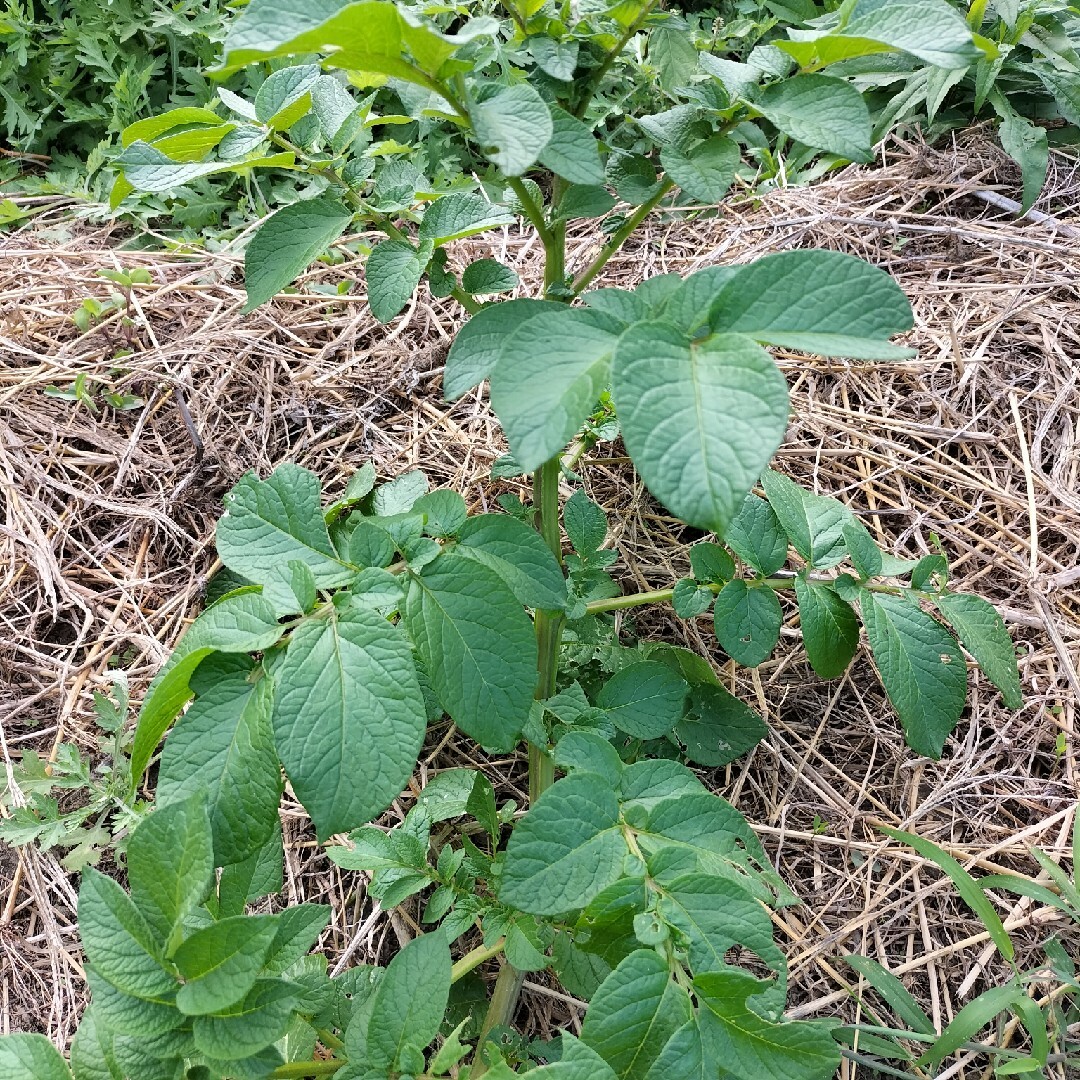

[933,593,1021,709]
[418,193,516,245]
[530,35,579,80]
[538,105,605,186]
[158,656,281,865]
[916,983,1024,1067]
[264,904,331,974]
[579,950,692,1080]
[500,773,628,916]
[676,684,767,767]
[373,469,428,516]
[122,107,229,146]
[491,307,623,472]
[793,579,859,679]
[243,195,352,311]
[660,135,739,202]
[672,579,713,619]
[114,141,295,193]
[132,591,285,782]
[712,579,782,667]
[84,969,182,1037]
[404,550,537,751]
[366,239,428,323]
[842,519,883,580]
[777,0,981,69]
[461,258,519,295]
[760,470,850,569]
[597,661,688,739]
[444,299,563,400]
[263,558,318,616]
[366,932,451,1070]
[690,543,735,584]
[755,74,872,161]
[559,184,617,221]
[311,74,359,139]
[708,250,914,359]
[217,464,353,588]
[607,153,664,205]
[843,955,934,1035]
[613,324,790,535]
[273,603,426,838]
[722,494,788,576]
[696,968,840,1080]
[127,792,215,949]
[555,731,625,787]
[996,107,1048,214]
[70,1008,123,1080]
[861,593,966,758]
[471,82,553,175]
[193,979,300,1061]
[533,1034,619,1079]
[78,868,176,999]
[659,873,786,981]
[218,821,284,917]
[254,64,319,127]
[564,490,608,556]
[174,915,280,1015]
[456,514,567,610]
[0,1034,73,1080]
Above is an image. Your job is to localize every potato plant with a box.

[0,1,1026,1078]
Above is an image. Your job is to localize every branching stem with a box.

[452,937,506,982]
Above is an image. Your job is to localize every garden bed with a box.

[2,135,1078,1067]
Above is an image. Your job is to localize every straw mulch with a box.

[1,134,1078,1075]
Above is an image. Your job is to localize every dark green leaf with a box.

[461,259,519,296]
[661,135,739,202]
[538,105,605,186]
[597,661,688,739]
[722,494,788,576]
[933,593,1021,709]
[456,514,567,610]
[366,239,427,323]
[760,470,850,569]
[564,490,608,556]
[690,543,735,584]
[713,579,782,667]
[174,915,279,1016]
[676,684,767,766]
[672,579,713,619]
[793,579,859,679]
[755,75,872,161]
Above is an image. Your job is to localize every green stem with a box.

[316,1029,345,1052]
[449,285,482,314]
[452,937,505,982]
[571,179,675,295]
[270,1061,343,1079]
[507,176,556,255]
[471,961,527,1079]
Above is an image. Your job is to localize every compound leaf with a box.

[273,603,426,838]
[613,324,789,535]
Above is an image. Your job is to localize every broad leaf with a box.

[564,490,608,556]
[712,579,782,667]
[366,932,451,1070]
[418,193,515,245]
[696,968,840,1080]
[218,821,285,917]
[533,1034,619,1079]
[115,141,295,192]
[243,195,352,311]
[174,915,280,1015]
[456,514,567,610]
[613,324,790,534]
[461,258,518,295]
[842,518,883,580]
[793,579,859,679]
[760,470,850,569]
[0,1034,73,1080]
[661,267,739,335]
[491,307,623,472]
[500,773,628,915]
[676,684,767,766]
[158,655,281,865]
[444,298,562,399]
[933,593,1021,709]
[69,1009,123,1080]
[861,592,966,758]
[366,239,427,323]
[660,135,739,202]
[722,494,788,576]
[217,464,353,588]
[273,603,426,838]
[755,75,872,161]
[192,979,300,1061]
[707,249,914,359]
[471,82,553,175]
[580,950,692,1080]
[84,969,183,1037]
[689,542,735,584]
[597,661,688,739]
[538,105,605,186]
[253,64,319,127]
[404,551,536,750]
[127,792,215,948]
[78,869,176,999]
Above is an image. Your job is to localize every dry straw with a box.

[1,134,1078,1071]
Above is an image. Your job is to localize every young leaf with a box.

[712,579,782,668]
[366,239,427,323]
[242,194,352,312]
[672,579,713,619]
[755,75,872,161]
[456,514,567,610]
[613,324,790,535]
[272,604,426,838]
[126,791,215,948]
[500,773,628,915]
[404,551,537,751]
[932,593,1022,709]
[579,950,693,1079]
[217,464,353,588]
[471,82,553,175]
[707,249,914,359]
[174,915,280,1015]
[722,494,788,576]
[564,490,608,557]
[695,968,840,1080]
[418,193,516,245]
[793,578,859,679]
[264,904,332,974]
[676,684,767,767]
[597,661,689,739]
[78,868,176,999]
[690,542,735,584]
[132,590,285,782]
[158,656,281,865]
[843,955,934,1035]
[760,470,850,569]
[444,298,563,400]
[0,1034,73,1080]
[192,979,300,1061]
[490,307,623,472]
[461,258,519,296]
[366,931,451,1070]
[538,105,606,186]
[861,592,966,759]
[660,135,739,202]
